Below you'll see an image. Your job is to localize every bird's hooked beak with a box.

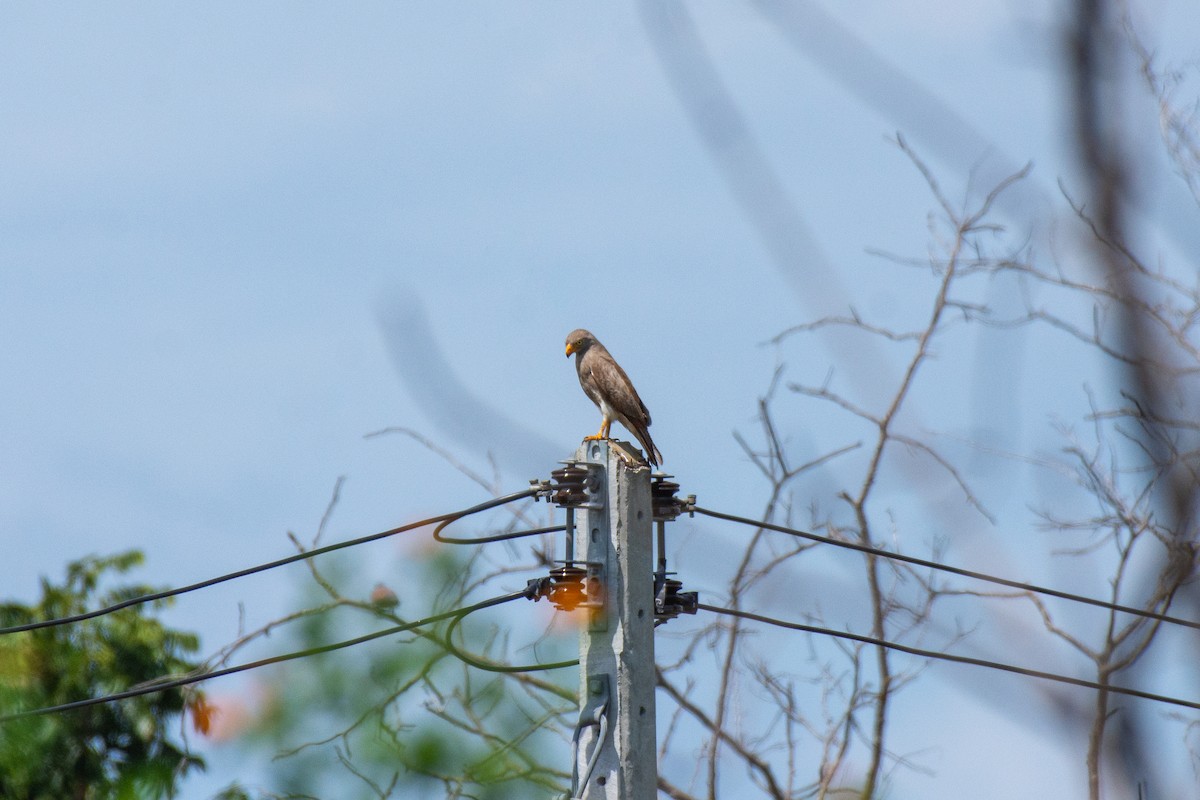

[565,343,575,357]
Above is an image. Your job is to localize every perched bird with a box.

[565,328,662,467]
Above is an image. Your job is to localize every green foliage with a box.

[0,551,204,800]
[232,547,577,800]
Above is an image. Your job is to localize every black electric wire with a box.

[443,587,580,673]
[0,488,541,638]
[434,521,566,545]
[571,700,608,799]
[693,506,1200,632]
[699,603,1200,712]
[0,592,537,723]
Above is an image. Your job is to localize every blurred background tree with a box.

[208,486,578,800]
[0,551,205,800]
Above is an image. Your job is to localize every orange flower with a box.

[188,693,217,737]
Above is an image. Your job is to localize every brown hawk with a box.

[565,328,662,467]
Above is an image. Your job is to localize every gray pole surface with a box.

[574,439,657,800]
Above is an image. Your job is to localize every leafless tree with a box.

[648,3,1198,798]
[210,4,1199,799]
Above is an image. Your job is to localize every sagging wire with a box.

[0,592,532,723]
[692,505,1200,632]
[431,463,605,619]
[434,522,565,545]
[432,465,593,548]
[0,488,541,638]
[443,580,579,673]
[699,603,1200,712]
[568,696,609,800]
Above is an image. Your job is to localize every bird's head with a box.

[564,329,596,357]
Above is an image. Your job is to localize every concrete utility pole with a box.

[572,439,656,800]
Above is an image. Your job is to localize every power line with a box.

[1,488,540,638]
[699,603,1200,712]
[0,589,540,723]
[692,505,1200,632]
[435,521,566,545]
[443,587,579,673]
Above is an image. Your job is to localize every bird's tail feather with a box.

[635,426,662,467]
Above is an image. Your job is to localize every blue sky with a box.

[2,3,1197,798]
